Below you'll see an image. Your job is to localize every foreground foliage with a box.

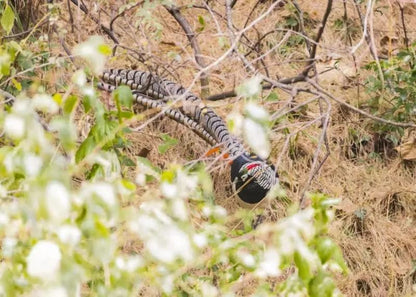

[0,12,348,295]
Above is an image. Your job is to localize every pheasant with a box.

[98,69,278,204]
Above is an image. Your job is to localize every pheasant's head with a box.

[230,154,278,204]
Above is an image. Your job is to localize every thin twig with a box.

[397,1,409,50]
[301,0,333,77]
[109,1,144,32]
[308,79,416,128]
[164,5,210,98]
[206,73,307,101]
[69,0,119,44]
[0,89,16,104]
[352,0,378,60]
[299,96,331,208]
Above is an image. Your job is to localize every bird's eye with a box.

[241,173,248,181]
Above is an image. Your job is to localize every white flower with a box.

[74,36,107,75]
[26,241,61,280]
[135,173,146,186]
[171,199,188,221]
[23,154,43,177]
[202,206,212,217]
[213,206,227,218]
[0,185,7,198]
[146,224,193,263]
[227,111,244,135]
[161,275,174,293]
[245,102,269,122]
[0,212,9,226]
[256,248,281,278]
[4,114,25,139]
[2,237,17,257]
[201,282,219,297]
[243,118,270,159]
[161,182,178,199]
[33,286,68,297]
[134,206,194,263]
[32,94,59,114]
[72,69,87,87]
[45,181,70,222]
[82,182,116,207]
[193,233,207,248]
[57,225,81,246]
[82,86,95,97]
[115,256,142,272]
[237,76,262,97]
[176,171,198,196]
[237,250,256,267]
[13,99,31,115]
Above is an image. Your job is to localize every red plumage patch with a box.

[246,163,260,170]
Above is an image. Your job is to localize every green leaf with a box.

[121,179,136,191]
[161,170,175,183]
[197,15,205,32]
[75,135,96,163]
[308,271,336,297]
[294,251,312,282]
[316,237,336,263]
[98,44,112,56]
[63,95,78,114]
[92,117,118,144]
[158,133,178,154]
[1,5,15,34]
[113,85,133,109]
[11,78,21,91]
[266,92,279,101]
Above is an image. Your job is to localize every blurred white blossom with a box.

[82,86,95,97]
[74,36,107,75]
[243,118,270,159]
[115,256,143,272]
[161,182,178,199]
[237,250,256,268]
[4,114,25,139]
[227,111,244,135]
[193,233,208,248]
[2,237,17,257]
[131,202,194,263]
[26,241,61,281]
[29,286,68,297]
[46,181,70,222]
[72,69,87,87]
[23,154,43,177]
[135,173,146,186]
[256,248,281,278]
[237,76,262,97]
[32,94,59,114]
[171,199,188,221]
[245,102,269,122]
[201,282,219,297]
[57,225,81,246]
[0,212,9,226]
[82,182,116,207]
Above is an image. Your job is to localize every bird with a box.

[98,69,279,203]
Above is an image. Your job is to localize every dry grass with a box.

[35,0,416,295]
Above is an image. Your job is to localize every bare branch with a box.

[301,0,333,77]
[299,96,331,208]
[308,79,416,128]
[397,1,410,50]
[109,2,144,32]
[164,5,210,98]
[69,0,119,44]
